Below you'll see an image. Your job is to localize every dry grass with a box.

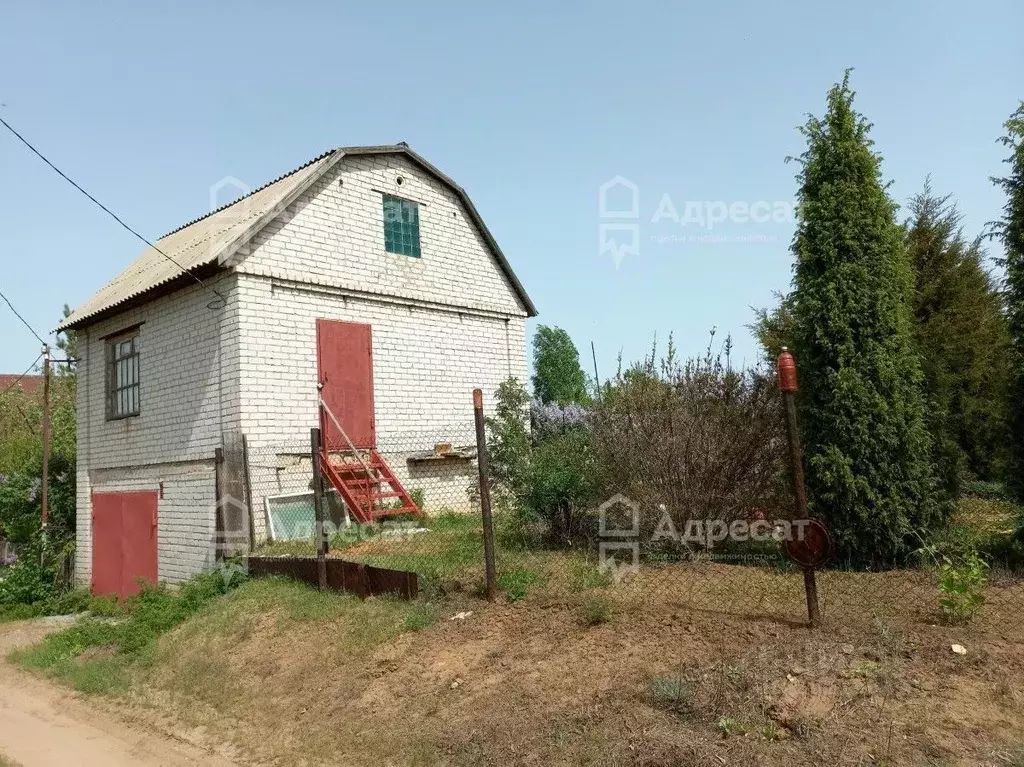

[0,753,21,767]
[83,572,1023,767]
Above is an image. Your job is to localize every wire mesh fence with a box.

[237,403,1024,634]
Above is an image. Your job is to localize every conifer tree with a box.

[906,184,1012,489]
[990,103,1024,500]
[790,73,947,565]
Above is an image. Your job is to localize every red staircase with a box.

[318,398,421,525]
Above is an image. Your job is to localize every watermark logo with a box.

[597,176,796,266]
[211,494,250,582]
[592,494,825,578]
[598,176,640,269]
[598,494,641,582]
[209,176,251,214]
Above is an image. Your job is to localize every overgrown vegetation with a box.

[0,308,78,613]
[487,332,786,560]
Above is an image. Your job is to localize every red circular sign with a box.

[784,518,833,569]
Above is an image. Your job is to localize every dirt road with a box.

[0,617,239,767]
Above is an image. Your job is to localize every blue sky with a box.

[1,0,1020,380]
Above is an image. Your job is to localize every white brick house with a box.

[60,144,535,595]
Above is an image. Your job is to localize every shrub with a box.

[590,333,787,555]
[487,379,600,547]
[0,454,76,546]
[918,543,989,623]
[937,552,989,624]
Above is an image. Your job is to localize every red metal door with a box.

[316,320,375,448]
[90,491,159,598]
[119,492,159,597]
[91,493,123,598]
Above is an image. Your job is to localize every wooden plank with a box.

[246,556,418,600]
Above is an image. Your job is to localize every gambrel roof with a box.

[60,144,536,330]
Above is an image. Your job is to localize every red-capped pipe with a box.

[778,347,798,393]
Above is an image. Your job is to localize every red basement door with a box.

[91,491,158,599]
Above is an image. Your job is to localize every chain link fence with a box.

[236,396,1024,633]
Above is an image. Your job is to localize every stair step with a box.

[369,507,418,518]
[370,490,404,499]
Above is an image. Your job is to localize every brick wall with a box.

[234,152,531,318]
[75,274,241,585]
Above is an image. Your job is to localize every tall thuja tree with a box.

[906,185,1012,488]
[531,325,589,405]
[790,73,947,565]
[990,103,1024,500]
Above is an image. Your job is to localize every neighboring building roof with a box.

[0,374,43,396]
[60,144,537,330]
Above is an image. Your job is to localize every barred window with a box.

[382,194,421,258]
[107,331,140,419]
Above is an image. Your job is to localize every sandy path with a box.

[0,617,239,767]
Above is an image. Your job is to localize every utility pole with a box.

[41,343,51,530]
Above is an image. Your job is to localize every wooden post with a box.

[214,447,225,563]
[473,389,497,602]
[242,435,256,553]
[777,348,822,628]
[311,427,328,590]
[40,344,50,530]
[220,431,248,558]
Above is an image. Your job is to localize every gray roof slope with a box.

[60,144,536,330]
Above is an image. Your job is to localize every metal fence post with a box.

[311,427,328,590]
[778,348,822,627]
[473,389,498,602]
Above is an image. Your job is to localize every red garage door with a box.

[91,491,158,599]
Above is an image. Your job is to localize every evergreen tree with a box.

[750,291,795,366]
[790,73,948,565]
[990,103,1024,500]
[906,184,1012,488]
[531,326,589,405]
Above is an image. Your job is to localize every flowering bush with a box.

[530,399,591,439]
[487,380,599,547]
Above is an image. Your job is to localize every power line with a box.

[0,115,225,304]
[0,289,47,345]
[0,353,43,397]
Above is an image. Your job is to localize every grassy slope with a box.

[8,498,1024,764]
[19,575,1024,766]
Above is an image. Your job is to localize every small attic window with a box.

[382,195,421,258]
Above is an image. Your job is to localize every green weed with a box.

[578,595,613,626]
[498,568,543,601]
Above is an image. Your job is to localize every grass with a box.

[0,589,109,624]
[12,570,447,700]
[578,594,613,626]
[11,569,243,693]
[497,567,544,601]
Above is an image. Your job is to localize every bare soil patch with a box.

[125,579,1024,766]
